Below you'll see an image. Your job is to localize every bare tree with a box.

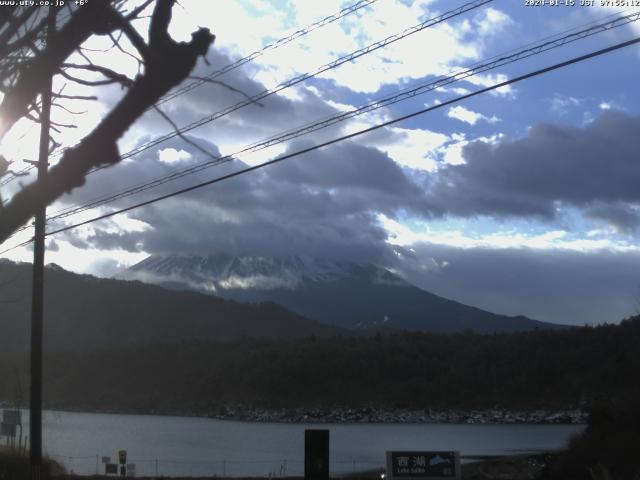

[0,0,215,243]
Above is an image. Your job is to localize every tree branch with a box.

[63,62,134,87]
[188,76,264,106]
[0,0,115,140]
[0,3,215,243]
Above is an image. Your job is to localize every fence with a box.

[47,454,385,477]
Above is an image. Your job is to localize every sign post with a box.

[386,451,460,480]
[305,429,329,480]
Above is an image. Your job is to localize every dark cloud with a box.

[54,133,424,265]
[426,111,640,222]
[584,202,640,234]
[134,49,349,150]
[45,53,640,329]
[399,243,640,326]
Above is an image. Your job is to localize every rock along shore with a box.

[1,402,587,424]
[203,406,587,424]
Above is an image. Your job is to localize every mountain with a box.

[117,254,562,333]
[0,259,342,354]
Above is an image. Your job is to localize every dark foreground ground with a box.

[4,451,639,480]
[41,453,555,480]
[0,452,553,480]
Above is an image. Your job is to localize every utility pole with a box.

[30,6,55,480]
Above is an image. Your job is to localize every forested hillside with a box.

[0,260,341,353]
[1,317,637,414]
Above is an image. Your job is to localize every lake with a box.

[20,410,584,477]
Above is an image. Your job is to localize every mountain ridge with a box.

[118,253,564,333]
[0,259,342,354]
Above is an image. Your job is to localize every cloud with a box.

[398,243,640,326]
[462,72,514,97]
[423,111,640,224]
[374,127,449,171]
[584,203,640,234]
[447,105,500,125]
[158,148,192,164]
[379,214,640,254]
[52,133,427,266]
[40,105,640,328]
[183,0,515,95]
[550,94,581,115]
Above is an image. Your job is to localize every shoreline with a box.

[192,406,588,424]
[2,403,587,424]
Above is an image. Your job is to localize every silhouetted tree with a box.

[0,0,215,242]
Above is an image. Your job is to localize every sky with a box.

[1,0,640,326]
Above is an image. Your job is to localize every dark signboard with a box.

[105,464,118,475]
[386,451,460,480]
[119,450,127,465]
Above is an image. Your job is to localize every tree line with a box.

[1,316,638,413]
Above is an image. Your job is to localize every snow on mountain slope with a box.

[117,254,563,333]
[117,254,408,293]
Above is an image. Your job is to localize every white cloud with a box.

[378,214,640,254]
[171,1,513,95]
[377,127,449,171]
[550,94,581,115]
[464,72,514,97]
[435,132,504,166]
[475,7,513,37]
[158,148,192,164]
[447,105,500,125]
[3,238,148,275]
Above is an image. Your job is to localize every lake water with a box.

[19,410,583,477]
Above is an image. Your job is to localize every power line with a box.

[157,0,379,105]
[42,9,640,225]
[2,35,638,254]
[0,0,380,186]
[0,238,31,256]
[4,0,497,225]
[117,0,493,161]
[4,8,640,250]
[29,35,639,244]
[246,9,640,150]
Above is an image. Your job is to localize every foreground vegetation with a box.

[543,398,640,479]
[0,448,64,479]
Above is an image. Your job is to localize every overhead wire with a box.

[0,33,635,257]
[157,0,380,105]
[0,0,381,186]
[10,0,493,188]
[3,0,494,228]
[109,0,494,162]
[41,9,640,225]
[3,6,639,251]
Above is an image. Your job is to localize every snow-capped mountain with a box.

[118,254,407,293]
[117,254,562,333]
